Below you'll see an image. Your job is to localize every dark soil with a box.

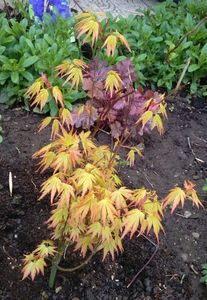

[0,97,207,300]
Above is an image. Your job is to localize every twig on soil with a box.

[127,233,159,288]
[2,245,16,262]
[190,264,199,275]
[143,171,154,188]
[187,137,205,164]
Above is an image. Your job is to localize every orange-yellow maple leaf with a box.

[163,187,186,213]
[38,116,52,132]
[105,70,123,97]
[52,86,64,107]
[122,209,145,238]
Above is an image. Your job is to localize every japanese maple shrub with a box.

[22,11,203,287]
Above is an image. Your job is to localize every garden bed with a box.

[0,96,206,300]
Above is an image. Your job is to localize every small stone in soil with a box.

[181,253,188,262]
[11,194,23,205]
[0,184,3,190]
[192,232,200,239]
[184,211,192,218]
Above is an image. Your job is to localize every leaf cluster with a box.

[22,127,202,281]
[0,11,79,106]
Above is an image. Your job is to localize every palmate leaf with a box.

[38,116,52,132]
[102,31,131,57]
[59,108,74,128]
[39,174,62,203]
[34,240,56,258]
[37,151,56,173]
[127,147,143,167]
[132,188,147,206]
[98,197,118,225]
[73,168,97,195]
[25,78,43,98]
[31,88,49,110]
[145,213,164,241]
[51,119,60,139]
[79,131,96,154]
[48,205,69,228]
[151,114,164,135]
[75,12,103,46]
[184,180,203,208]
[137,110,153,128]
[102,34,117,56]
[74,235,94,257]
[22,254,46,281]
[75,192,98,221]
[111,187,132,211]
[122,209,145,238]
[52,149,82,172]
[52,86,64,108]
[105,70,123,97]
[163,187,186,213]
[56,59,87,90]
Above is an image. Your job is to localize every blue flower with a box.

[29,0,71,20]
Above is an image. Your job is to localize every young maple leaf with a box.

[59,108,74,128]
[75,12,103,46]
[38,116,52,132]
[132,188,148,207]
[39,174,62,203]
[73,168,97,195]
[102,34,117,56]
[74,235,94,257]
[58,183,75,207]
[48,206,69,228]
[56,59,87,89]
[34,240,56,258]
[102,31,131,56]
[122,209,145,238]
[127,147,143,167]
[98,198,118,225]
[163,187,186,213]
[105,70,123,97]
[31,88,49,110]
[111,187,132,211]
[79,131,96,154]
[25,78,43,98]
[151,114,164,135]
[22,253,46,281]
[37,151,56,173]
[51,119,60,139]
[137,110,153,128]
[145,213,164,241]
[184,180,203,208]
[52,86,64,108]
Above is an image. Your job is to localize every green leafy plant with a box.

[202,179,207,192]
[107,0,207,96]
[200,264,207,285]
[0,11,79,106]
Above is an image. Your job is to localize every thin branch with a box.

[167,15,207,59]
[73,0,85,12]
[56,249,97,272]
[187,137,205,164]
[174,58,191,94]
[127,233,159,288]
